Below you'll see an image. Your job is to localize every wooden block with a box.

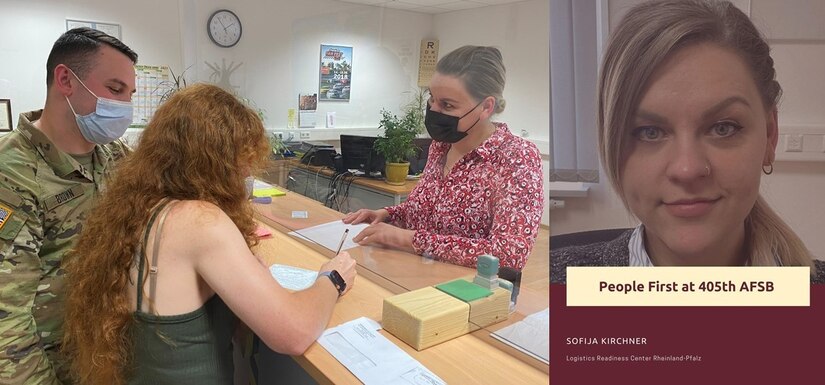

[382,286,472,350]
[467,287,511,331]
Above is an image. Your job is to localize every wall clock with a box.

[207,9,242,48]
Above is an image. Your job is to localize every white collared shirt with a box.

[628,224,654,267]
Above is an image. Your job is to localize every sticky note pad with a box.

[254,225,273,238]
[253,187,286,197]
[435,279,492,302]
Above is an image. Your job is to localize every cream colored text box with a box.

[567,267,810,306]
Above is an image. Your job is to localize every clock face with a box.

[208,10,242,48]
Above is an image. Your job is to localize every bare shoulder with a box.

[164,200,243,249]
[171,200,228,222]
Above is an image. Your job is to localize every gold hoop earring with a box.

[762,163,773,175]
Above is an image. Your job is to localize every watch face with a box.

[208,10,242,48]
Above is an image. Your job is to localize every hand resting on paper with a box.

[351,222,416,254]
[342,208,389,225]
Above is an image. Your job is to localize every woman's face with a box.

[621,42,778,263]
[427,72,487,132]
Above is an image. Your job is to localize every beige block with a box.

[382,286,471,350]
[467,287,511,331]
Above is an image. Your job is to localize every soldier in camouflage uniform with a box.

[0,28,137,384]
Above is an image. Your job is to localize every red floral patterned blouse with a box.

[385,123,544,270]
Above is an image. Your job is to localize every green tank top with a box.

[128,199,238,385]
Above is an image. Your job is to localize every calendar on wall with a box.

[132,65,170,127]
[417,39,439,87]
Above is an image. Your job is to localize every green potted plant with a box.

[157,65,192,104]
[374,108,420,185]
[268,132,288,159]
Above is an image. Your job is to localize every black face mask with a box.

[424,100,483,143]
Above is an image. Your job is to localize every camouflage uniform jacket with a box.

[0,110,130,384]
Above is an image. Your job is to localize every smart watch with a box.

[318,270,346,297]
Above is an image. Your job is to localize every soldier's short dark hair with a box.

[45,27,138,87]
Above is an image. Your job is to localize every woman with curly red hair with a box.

[62,83,356,385]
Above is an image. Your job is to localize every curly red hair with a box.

[62,83,270,385]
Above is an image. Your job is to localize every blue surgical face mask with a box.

[65,69,133,144]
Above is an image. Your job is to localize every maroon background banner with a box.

[550,284,824,385]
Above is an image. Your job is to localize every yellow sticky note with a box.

[253,187,286,197]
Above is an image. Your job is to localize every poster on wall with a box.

[418,39,439,87]
[298,93,318,128]
[319,44,352,102]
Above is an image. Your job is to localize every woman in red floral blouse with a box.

[343,45,544,270]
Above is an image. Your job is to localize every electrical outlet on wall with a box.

[273,131,284,140]
[300,132,311,139]
[786,134,803,152]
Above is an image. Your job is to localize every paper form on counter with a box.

[490,307,549,364]
[318,317,446,385]
[269,264,318,291]
[288,220,368,252]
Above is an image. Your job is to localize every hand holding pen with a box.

[320,229,356,296]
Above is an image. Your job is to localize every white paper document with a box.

[490,307,549,364]
[318,317,446,385]
[252,179,274,189]
[288,220,368,252]
[269,264,317,291]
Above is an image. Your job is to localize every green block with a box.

[435,279,493,302]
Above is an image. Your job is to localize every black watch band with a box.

[318,270,346,297]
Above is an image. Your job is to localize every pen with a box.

[334,229,349,255]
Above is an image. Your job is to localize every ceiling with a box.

[333,0,528,14]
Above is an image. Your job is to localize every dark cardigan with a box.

[551,229,825,284]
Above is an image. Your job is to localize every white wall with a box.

[0,0,182,128]
[434,0,550,226]
[0,0,550,226]
[176,0,433,131]
[0,0,432,131]
[551,0,825,260]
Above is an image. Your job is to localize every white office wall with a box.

[0,0,432,130]
[434,0,550,226]
[433,0,550,146]
[0,0,550,226]
[178,0,433,130]
[551,0,825,260]
[0,0,182,127]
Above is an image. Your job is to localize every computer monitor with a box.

[408,138,433,175]
[340,135,384,176]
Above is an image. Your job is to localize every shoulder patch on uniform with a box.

[0,203,12,231]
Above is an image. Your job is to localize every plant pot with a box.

[384,162,410,186]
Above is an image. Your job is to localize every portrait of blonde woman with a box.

[551,0,825,283]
